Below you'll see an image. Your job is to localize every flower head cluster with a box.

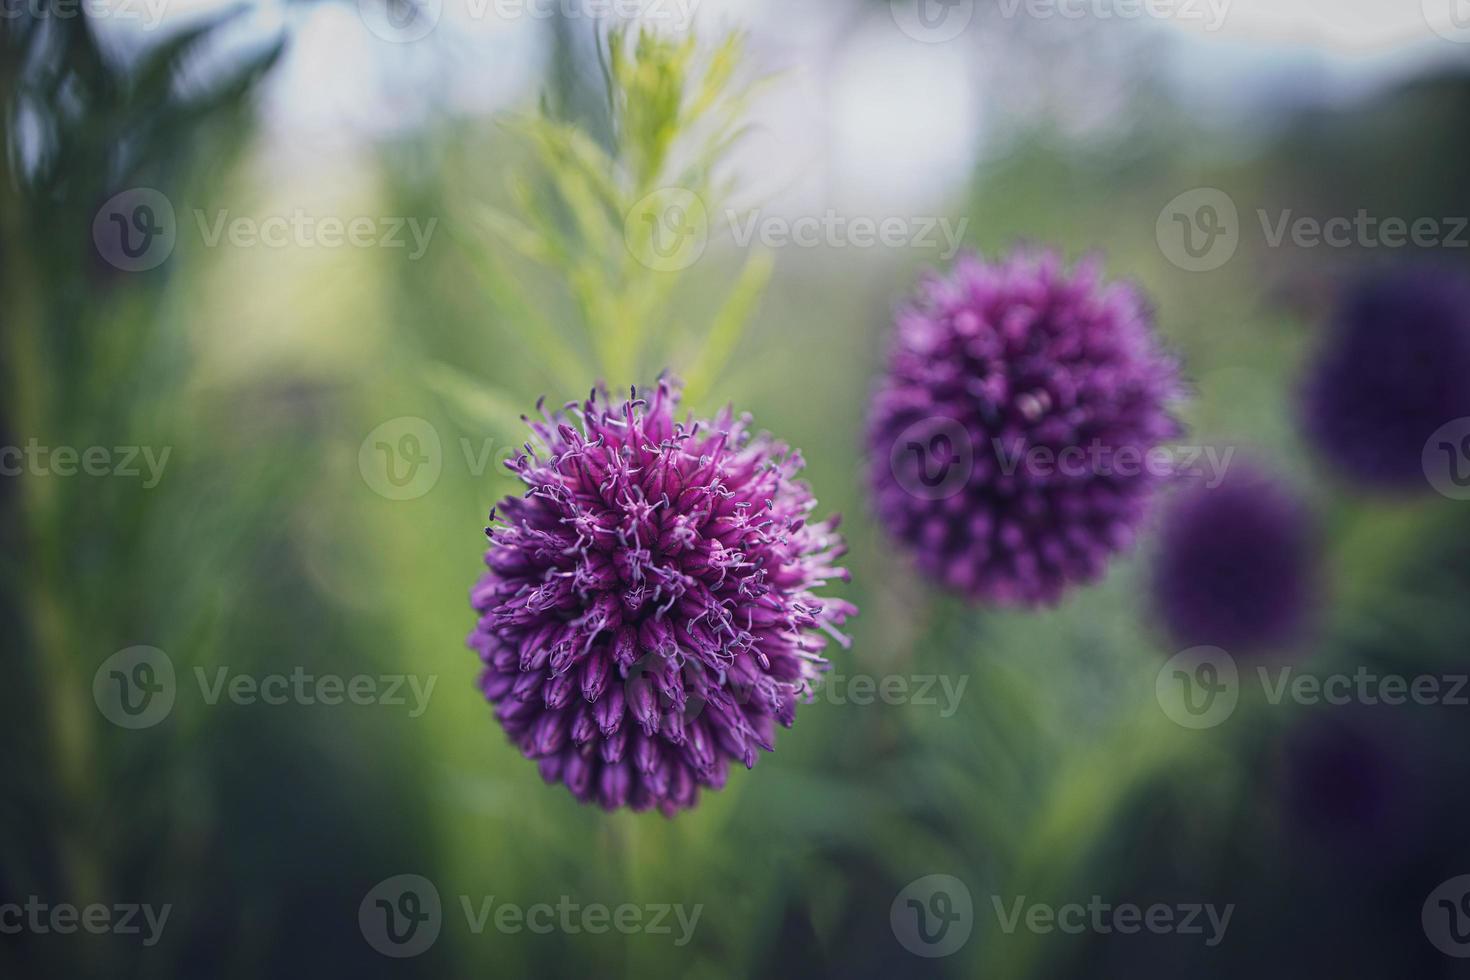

[468,381,854,815]
[1150,463,1319,655]
[1301,266,1470,490]
[867,249,1184,606]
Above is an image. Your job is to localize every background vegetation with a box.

[4,6,1469,977]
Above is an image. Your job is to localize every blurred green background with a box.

[4,3,1470,977]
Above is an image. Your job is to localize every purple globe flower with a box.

[1275,708,1434,875]
[1279,709,1431,868]
[1150,463,1319,655]
[1300,266,1470,491]
[467,380,855,815]
[866,249,1184,606]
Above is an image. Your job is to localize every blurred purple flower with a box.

[468,380,855,816]
[1279,708,1434,872]
[1151,463,1319,655]
[1300,266,1470,491]
[866,249,1184,606]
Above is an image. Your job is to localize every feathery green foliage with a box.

[461,26,770,392]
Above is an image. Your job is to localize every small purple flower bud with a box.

[581,652,610,702]
[629,673,660,737]
[600,729,627,764]
[530,709,566,757]
[571,704,598,746]
[594,684,625,737]
[542,672,575,710]
[599,760,632,810]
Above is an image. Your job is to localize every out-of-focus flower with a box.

[1300,267,1470,491]
[468,380,855,815]
[1278,708,1434,872]
[867,249,1184,606]
[1151,463,1319,655]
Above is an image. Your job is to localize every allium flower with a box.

[1278,708,1434,874]
[866,249,1184,605]
[1150,463,1319,655]
[1300,266,1470,490]
[467,380,855,815]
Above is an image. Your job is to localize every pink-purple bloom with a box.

[1300,266,1470,491]
[1150,462,1319,655]
[867,249,1184,606]
[468,380,855,815]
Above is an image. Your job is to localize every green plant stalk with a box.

[0,159,104,919]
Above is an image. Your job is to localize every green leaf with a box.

[683,248,774,404]
[420,362,532,444]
